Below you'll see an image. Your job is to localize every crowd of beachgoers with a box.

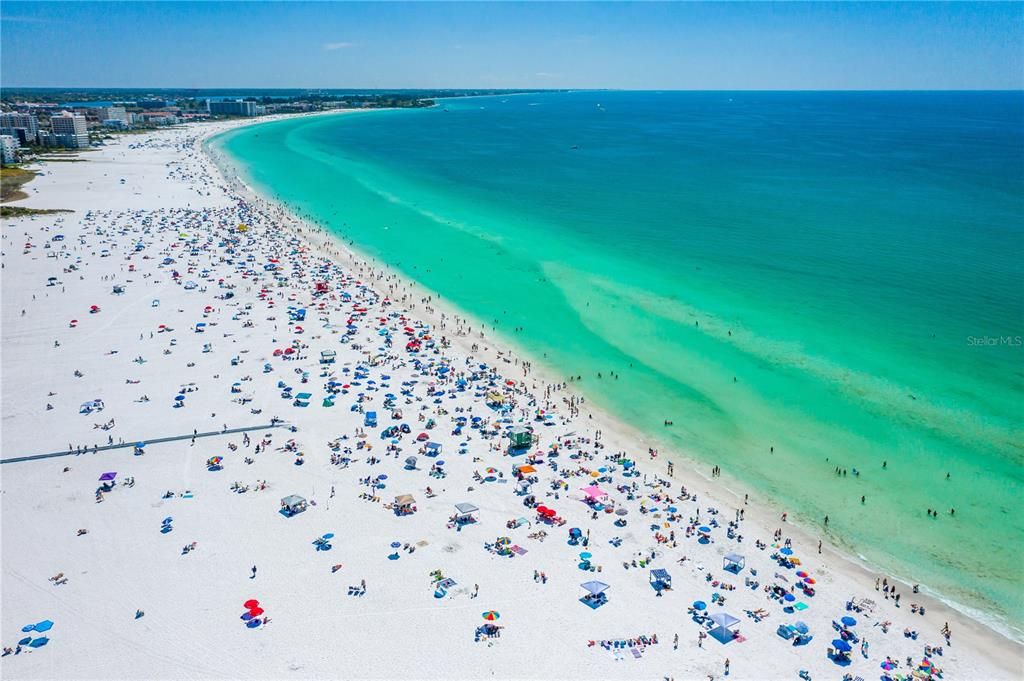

[0,115,1018,680]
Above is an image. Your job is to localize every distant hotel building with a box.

[97,106,129,124]
[0,134,20,164]
[50,112,90,148]
[207,100,264,117]
[0,112,40,144]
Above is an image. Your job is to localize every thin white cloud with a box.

[1,15,53,24]
[323,42,356,51]
[535,72,561,79]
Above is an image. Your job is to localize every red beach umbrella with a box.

[243,599,260,609]
[248,607,265,617]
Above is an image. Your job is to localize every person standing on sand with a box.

[251,565,257,579]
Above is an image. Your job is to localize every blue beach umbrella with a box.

[780,547,794,556]
[698,526,711,534]
[29,637,49,648]
[18,637,31,646]
[579,552,592,560]
[390,541,401,548]
[832,639,852,653]
[692,601,707,611]
[21,624,35,632]
[783,593,796,602]
[841,616,857,627]
[668,506,678,513]
[33,620,54,633]
[323,533,335,540]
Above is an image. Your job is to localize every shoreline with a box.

[204,112,1024,665]
[1,111,1017,679]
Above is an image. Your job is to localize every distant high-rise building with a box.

[50,112,89,148]
[0,134,20,164]
[0,112,40,144]
[207,100,263,117]
[97,106,129,124]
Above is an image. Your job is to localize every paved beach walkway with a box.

[0,423,290,464]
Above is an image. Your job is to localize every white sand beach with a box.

[2,115,1020,681]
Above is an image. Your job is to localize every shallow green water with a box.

[214,91,1024,637]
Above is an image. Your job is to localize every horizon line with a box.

[2,87,1023,94]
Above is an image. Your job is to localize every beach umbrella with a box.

[692,601,707,611]
[832,639,852,653]
[241,612,254,621]
[175,395,185,402]
[243,599,260,609]
[698,526,711,534]
[390,541,401,548]
[841,616,857,627]
[783,593,796,602]
[29,637,49,648]
[804,578,816,584]
[615,507,629,516]
[323,533,335,540]
[21,624,35,632]
[780,547,793,556]
[18,637,31,646]
[794,621,809,634]
[33,620,53,633]
[248,607,265,617]
[481,611,500,621]
[579,552,592,560]
[796,570,808,578]
[667,506,678,513]
[881,661,895,671]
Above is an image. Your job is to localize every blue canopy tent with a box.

[649,568,672,593]
[580,580,610,609]
[454,502,479,524]
[708,612,740,644]
[723,552,746,573]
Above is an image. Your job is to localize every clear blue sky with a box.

[2,1,1021,90]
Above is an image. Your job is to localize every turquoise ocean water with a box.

[213,91,1024,638]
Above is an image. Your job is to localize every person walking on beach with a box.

[251,565,257,579]
[724,658,730,676]
[673,633,679,650]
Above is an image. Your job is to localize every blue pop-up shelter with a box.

[650,568,672,593]
[580,580,610,609]
[708,612,740,644]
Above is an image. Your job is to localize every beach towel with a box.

[511,545,528,555]
[795,602,808,611]
[630,648,641,658]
